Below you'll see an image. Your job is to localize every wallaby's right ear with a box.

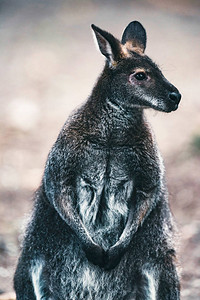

[91,24,122,67]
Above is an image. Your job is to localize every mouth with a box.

[152,101,179,113]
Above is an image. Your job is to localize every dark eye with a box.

[134,72,147,81]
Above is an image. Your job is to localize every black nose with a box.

[169,92,181,104]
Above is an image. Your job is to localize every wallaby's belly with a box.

[76,146,135,249]
[49,243,136,300]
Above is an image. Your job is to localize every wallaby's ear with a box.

[91,24,122,67]
[121,21,147,54]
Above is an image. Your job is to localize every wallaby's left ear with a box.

[121,21,147,54]
[91,24,122,67]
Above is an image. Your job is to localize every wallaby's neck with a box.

[83,71,147,146]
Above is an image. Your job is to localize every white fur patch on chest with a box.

[77,174,133,248]
[77,176,133,225]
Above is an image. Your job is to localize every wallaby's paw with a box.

[103,247,123,270]
[85,246,106,268]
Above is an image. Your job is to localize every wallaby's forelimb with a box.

[43,147,106,266]
[54,191,105,266]
[105,186,160,269]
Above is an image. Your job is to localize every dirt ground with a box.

[0,0,200,298]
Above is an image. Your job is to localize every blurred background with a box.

[0,0,199,298]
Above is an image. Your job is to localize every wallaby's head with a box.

[91,21,181,113]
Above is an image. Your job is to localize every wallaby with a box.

[14,21,181,300]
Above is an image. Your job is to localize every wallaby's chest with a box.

[76,145,136,248]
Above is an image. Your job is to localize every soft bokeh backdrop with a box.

[0,0,200,298]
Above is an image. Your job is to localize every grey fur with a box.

[14,21,181,299]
